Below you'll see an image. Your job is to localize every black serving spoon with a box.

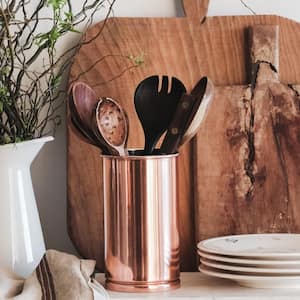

[134,75,186,155]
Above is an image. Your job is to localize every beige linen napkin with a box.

[0,250,109,300]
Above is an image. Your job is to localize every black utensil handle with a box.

[144,134,160,155]
[159,94,195,154]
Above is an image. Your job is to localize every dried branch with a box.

[0,0,119,144]
[240,0,256,15]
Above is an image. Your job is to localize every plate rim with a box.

[197,234,300,257]
[198,249,300,265]
[199,264,300,280]
[200,258,300,274]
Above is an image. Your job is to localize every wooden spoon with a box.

[180,77,214,146]
[159,77,208,154]
[69,115,111,154]
[69,82,99,142]
[70,81,98,132]
[69,81,112,154]
[69,90,98,145]
[160,77,214,154]
[134,75,186,155]
[159,93,195,154]
[94,97,129,156]
[69,115,97,146]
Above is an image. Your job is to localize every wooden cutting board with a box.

[195,25,300,242]
[68,0,300,271]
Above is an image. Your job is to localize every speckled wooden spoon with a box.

[94,97,129,156]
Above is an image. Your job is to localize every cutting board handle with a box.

[182,0,210,21]
[249,25,279,84]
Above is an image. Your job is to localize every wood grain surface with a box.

[68,0,300,271]
[196,25,300,242]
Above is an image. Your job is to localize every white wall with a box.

[31,0,300,254]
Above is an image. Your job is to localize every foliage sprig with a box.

[0,0,115,144]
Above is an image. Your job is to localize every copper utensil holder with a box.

[102,151,180,292]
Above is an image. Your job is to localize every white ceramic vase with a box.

[0,136,53,278]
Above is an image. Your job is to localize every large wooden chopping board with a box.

[68,0,300,271]
[196,25,300,241]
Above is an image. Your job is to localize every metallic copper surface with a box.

[102,152,180,292]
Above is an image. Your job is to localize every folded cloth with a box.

[0,250,109,300]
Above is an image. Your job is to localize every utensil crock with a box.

[102,150,180,292]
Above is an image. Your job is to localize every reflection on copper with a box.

[102,152,180,292]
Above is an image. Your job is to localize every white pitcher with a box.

[0,136,53,278]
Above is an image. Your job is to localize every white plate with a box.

[199,265,300,288]
[200,258,300,274]
[198,250,300,266]
[198,234,300,258]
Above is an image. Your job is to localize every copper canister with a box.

[102,151,180,292]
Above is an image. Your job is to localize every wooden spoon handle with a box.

[180,78,214,146]
[159,94,195,154]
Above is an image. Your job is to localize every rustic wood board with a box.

[196,25,300,241]
[68,0,300,271]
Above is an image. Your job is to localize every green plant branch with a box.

[0,0,118,144]
[25,0,115,94]
[0,0,141,144]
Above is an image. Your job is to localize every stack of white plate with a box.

[197,234,300,288]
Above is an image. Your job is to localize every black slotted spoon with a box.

[134,75,186,155]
